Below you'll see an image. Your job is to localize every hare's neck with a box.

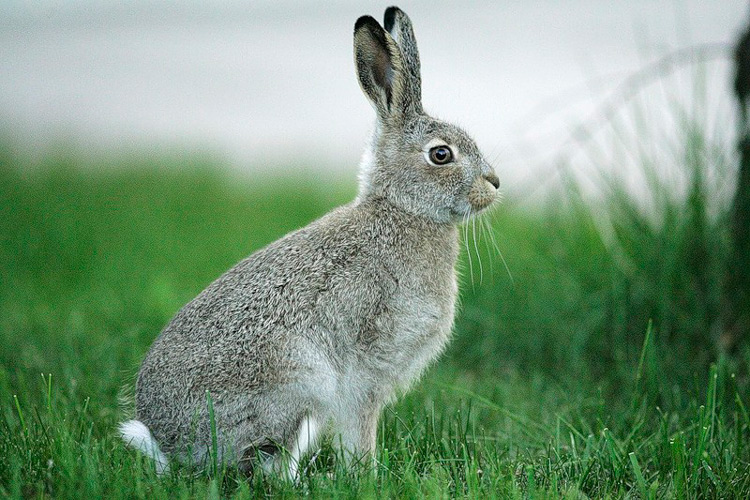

[357,196,459,262]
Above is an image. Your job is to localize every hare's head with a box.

[354,7,499,223]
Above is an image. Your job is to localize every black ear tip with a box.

[354,15,381,34]
[383,6,401,32]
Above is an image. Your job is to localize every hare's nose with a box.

[483,173,500,190]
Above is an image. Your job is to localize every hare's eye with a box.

[428,146,453,165]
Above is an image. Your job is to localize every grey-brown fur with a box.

[121,6,499,477]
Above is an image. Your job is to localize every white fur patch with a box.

[119,420,170,475]
[288,415,320,480]
[357,126,378,198]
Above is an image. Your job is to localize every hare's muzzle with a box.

[468,173,500,212]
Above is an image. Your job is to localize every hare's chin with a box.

[468,195,498,214]
[468,205,491,217]
[454,201,494,220]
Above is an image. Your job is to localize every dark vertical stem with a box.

[721,24,750,350]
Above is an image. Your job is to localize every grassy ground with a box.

[1,144,749,498]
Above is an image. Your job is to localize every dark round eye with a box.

[428,146,453,165]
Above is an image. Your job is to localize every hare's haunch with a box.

[120,6,499,479]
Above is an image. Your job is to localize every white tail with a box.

[119,420,170,475]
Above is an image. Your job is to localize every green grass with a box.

[1,140,749,498]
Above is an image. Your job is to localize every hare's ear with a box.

[354,16,408,121]
[384,7,421,108]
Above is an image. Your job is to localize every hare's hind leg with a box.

[240,414,321,481]
[284,415,321,480]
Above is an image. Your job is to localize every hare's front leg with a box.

[333,406,379,470]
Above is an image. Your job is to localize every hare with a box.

[120,6,500,479]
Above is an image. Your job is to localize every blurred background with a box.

[0,0,746,192]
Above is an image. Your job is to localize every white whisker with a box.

[471,216,483,285]
[482,209,514,285]
[462,210,474,290]
[480,216,495,277]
